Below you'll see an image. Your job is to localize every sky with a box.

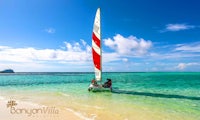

[0,0,200,72]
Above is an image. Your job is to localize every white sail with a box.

[92,8,102,81]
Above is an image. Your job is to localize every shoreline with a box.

[0,91,199,120]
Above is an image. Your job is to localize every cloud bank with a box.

[0,40,91,63]
[176,63,200,70]
[1,34,200,72]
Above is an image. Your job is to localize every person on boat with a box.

[103,79,112,88]
[88,79,99,91]
[91,79,98,86]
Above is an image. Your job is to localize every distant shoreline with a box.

[3,71,200,73]
[0,69,14,73]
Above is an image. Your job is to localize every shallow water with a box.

[0,72,200,120]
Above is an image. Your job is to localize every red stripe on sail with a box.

[92,48,101,70]
[92,32,100,48]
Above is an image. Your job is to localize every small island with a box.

[0,69,15,73]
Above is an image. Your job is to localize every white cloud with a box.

[64,40,91,53]
[45,28,55,34]
[176,63,200,70]
[164,24,195,32]
[104,34,152,56]
[81,39,87,46]
[177,63,186,70]
[175,42,200,52]
[122,58,128,62]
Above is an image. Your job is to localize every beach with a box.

[0,96,83,120]
[0,72,200,120]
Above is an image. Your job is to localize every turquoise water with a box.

[0,72,200,120]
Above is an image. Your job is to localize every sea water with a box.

[0,72,200,120]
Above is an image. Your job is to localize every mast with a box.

[92,8,102,81]
[99,8,102,82]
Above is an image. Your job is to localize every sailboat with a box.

[88,8,112,92]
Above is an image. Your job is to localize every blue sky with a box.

[0,0,200,72]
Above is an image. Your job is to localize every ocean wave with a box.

[66,108,97,120]
[0,79,89,86]
[0,96,6,101]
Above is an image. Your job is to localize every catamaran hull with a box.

[88,84,112,92]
